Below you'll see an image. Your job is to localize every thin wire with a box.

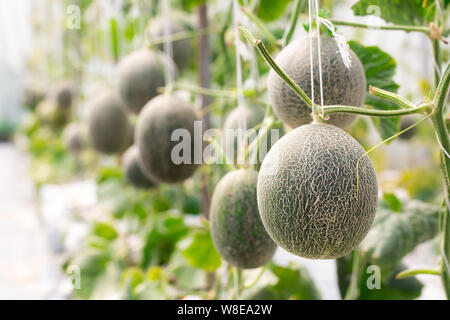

[233,0,247,164]
[314,0,324,116]
[161,0,175,87]
[308,0,315,114]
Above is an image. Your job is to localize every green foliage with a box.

[337,255,423,300]
[178,0,207,11]
[361,200,440,277]
[65,248,110,299]
[179,229,222,272]
[244,263,321,300]
[141,214,189,268]
[349,41,401,141]
[256,0,293,22]
[359,265,423,300]
[383,193,402,212]
[352,0,438,26]
[92,222,118,241]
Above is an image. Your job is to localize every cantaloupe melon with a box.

[52,82,74,110]
[148,17,192,70]
[122,145,157,189]
[268,36,366,129]
[257,123,378,259]
[63,123,87,153]
[87,90,131,154]
[210,169,277,268]
[135,94,199,184]
[118,49,178,114]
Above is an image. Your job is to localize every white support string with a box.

[233,0,247,162]
[308,0,315,114]
[313,0,325,116]
[307,0,353,118]
[317,17,352,69]
[161,0,175,87]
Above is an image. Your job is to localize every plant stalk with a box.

[369,86,416,109]
[323,104,431,118]
[173,83,236,98]
[282,0,304,47]
[329,19,431,34]
[239,26,314,108]
[431,61,450,298]
[396,268,441,279]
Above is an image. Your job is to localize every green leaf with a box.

[141,214,189,268]
[178,0,207,11]
[383,193,402,212]
[173,266,208,290]
[361,200,440,277]
[244,263,320,300]
[256,0,293,22]
[97,165,123,184]
[349,41,401,141]
[352,0,436,26]
[179,230,222,272]
[336,256,423,300]
[68,249,110,299]
[359,264,423,300]
[92,222,118,241]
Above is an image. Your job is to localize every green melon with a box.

[87,90,131,155]
[257,123,378,259]
[122,145,157,189]
[135,94,199,184]
[118,49,178,114]
[210,169,277,268]
[52,82,74,110]
[148,17,192,70]
[223,105,284,166]
[63,123,87,153]
[398,116,417,140]
[268,36,366,129]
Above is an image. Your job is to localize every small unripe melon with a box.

[398,116,417,140]
[135,94,199,184]
[268,36,366,129]
[122,145,157,189]
[63,123,87,153]
[210,169,277,268]
[118,49,178,114]
[87,90,131,155]
[257,123,378,259]
[148,17,192,70]
[52,82,75,110]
